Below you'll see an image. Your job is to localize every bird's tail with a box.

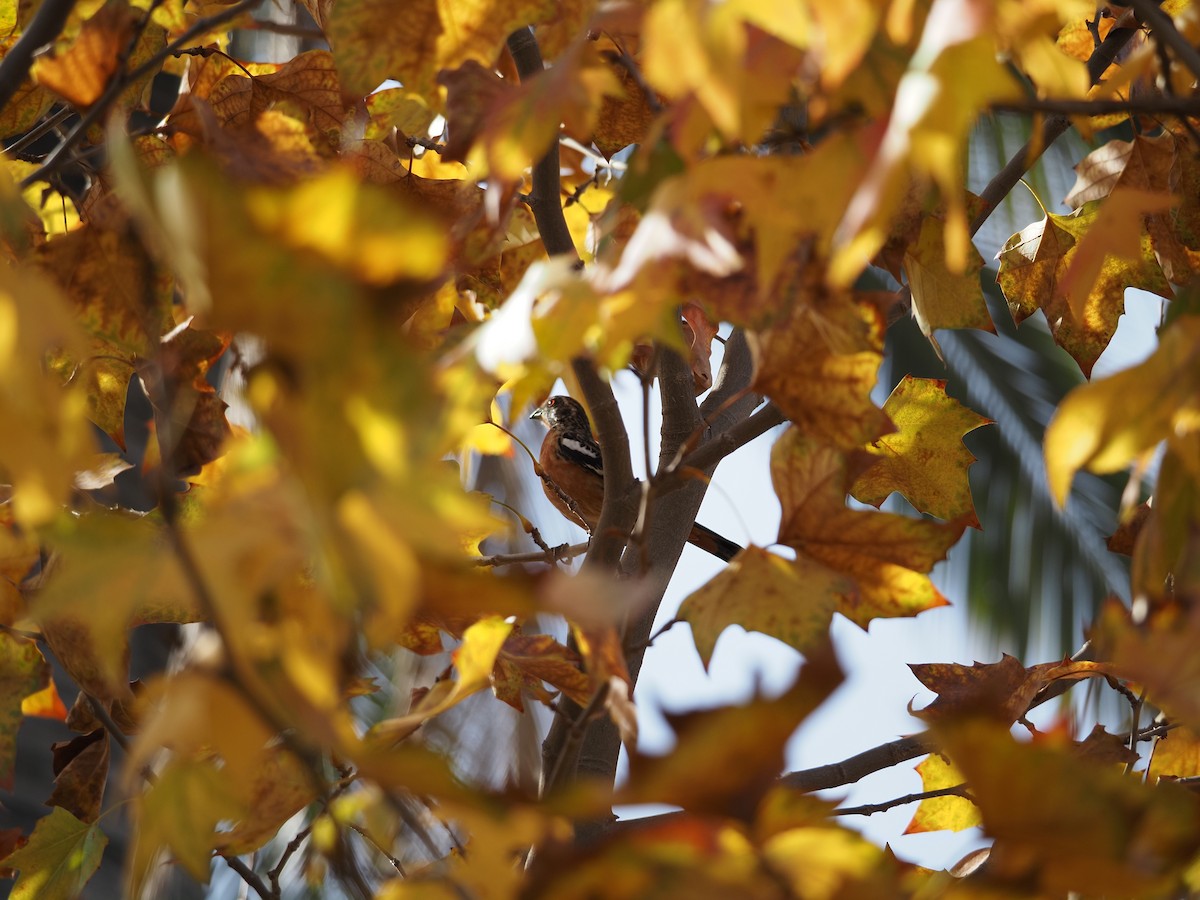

[687,522,743,562]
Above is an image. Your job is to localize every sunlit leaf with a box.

[1,807,106,900]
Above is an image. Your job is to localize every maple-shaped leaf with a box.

[753,288,892,451]
[905,753,979,834]
[909,654,1109,725]
[1044,314,1200,506]
[677,546,846,669]
[0,807,107,900]
[619,640,841,820]
[997,197,1171,377]
[47,729,109,824]
[492,630,591,711]
[850,376,991,526]
[937,719,1200,897]
[773,429,965,627]
[200,49,347,138]
[0,632,51,790]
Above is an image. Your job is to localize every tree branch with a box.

[474,541,590,568]
[0,0,76,120]
[991,95,1200,117]
[832,783,971,818]
[1129,0,1200,82]
[969,17,1142,238]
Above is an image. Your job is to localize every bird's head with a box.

[530,395,591,433]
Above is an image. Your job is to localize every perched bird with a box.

[530,395,741,562]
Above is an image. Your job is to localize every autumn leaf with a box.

[677,546,847,669]
[773,428,965,626]
[1044,314,1200,506]
[902,214,994,351]
[369,616,514,743]
[937,719,1200,897]
[129,758,245,891]
[32,0,136,107]
[492,629,591,710]
[327,0,558,101]
[997,197,1172,376]
[1,807,106,899]
[752,289,892,451]
[909,654,1110,725]
[851,376,991,526]
[905,754,979,834]
[48,729,109,824]
[0,632,51,790]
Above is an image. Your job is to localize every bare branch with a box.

[675,402,785,476]
[991,95,1200,117]
[780,735,936,792]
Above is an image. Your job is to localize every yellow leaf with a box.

[1044,315,1200,505]
[851,376,991,525]
[677,546,845,669]
[1,807,107,900]
[369,616,514,743]
[129,758,245,890]
[0,266,94,527]
[902,214,994,350]
[905,754,979,834]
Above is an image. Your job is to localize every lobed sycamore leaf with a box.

[997,198,1171,377]
[0,632,50,790]
[851,375,991,526]
[901,214,994,353]
[0,807,107,900]
[1149,727,1200,782]
[1044,314,1200,506]
[677,545,846,670]
[772,429,965,627]
[752,290,891,452]
[909,654,1110,725]
[492,630,591,711]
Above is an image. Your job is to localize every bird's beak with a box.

[530,406,543,421]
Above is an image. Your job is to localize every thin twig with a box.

[3,106,73,155]
[991,95,1200,116]
[833,783,972,818]
[268,824,313,897]
[222,856,272,900]
[473,541,589,567]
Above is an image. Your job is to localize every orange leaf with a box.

[773,429,965,626]
[32,0,136,108]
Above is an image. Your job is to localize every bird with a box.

[530,395,742,562]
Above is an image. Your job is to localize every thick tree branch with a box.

[0,0,76,119]
[675,402,785,476]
